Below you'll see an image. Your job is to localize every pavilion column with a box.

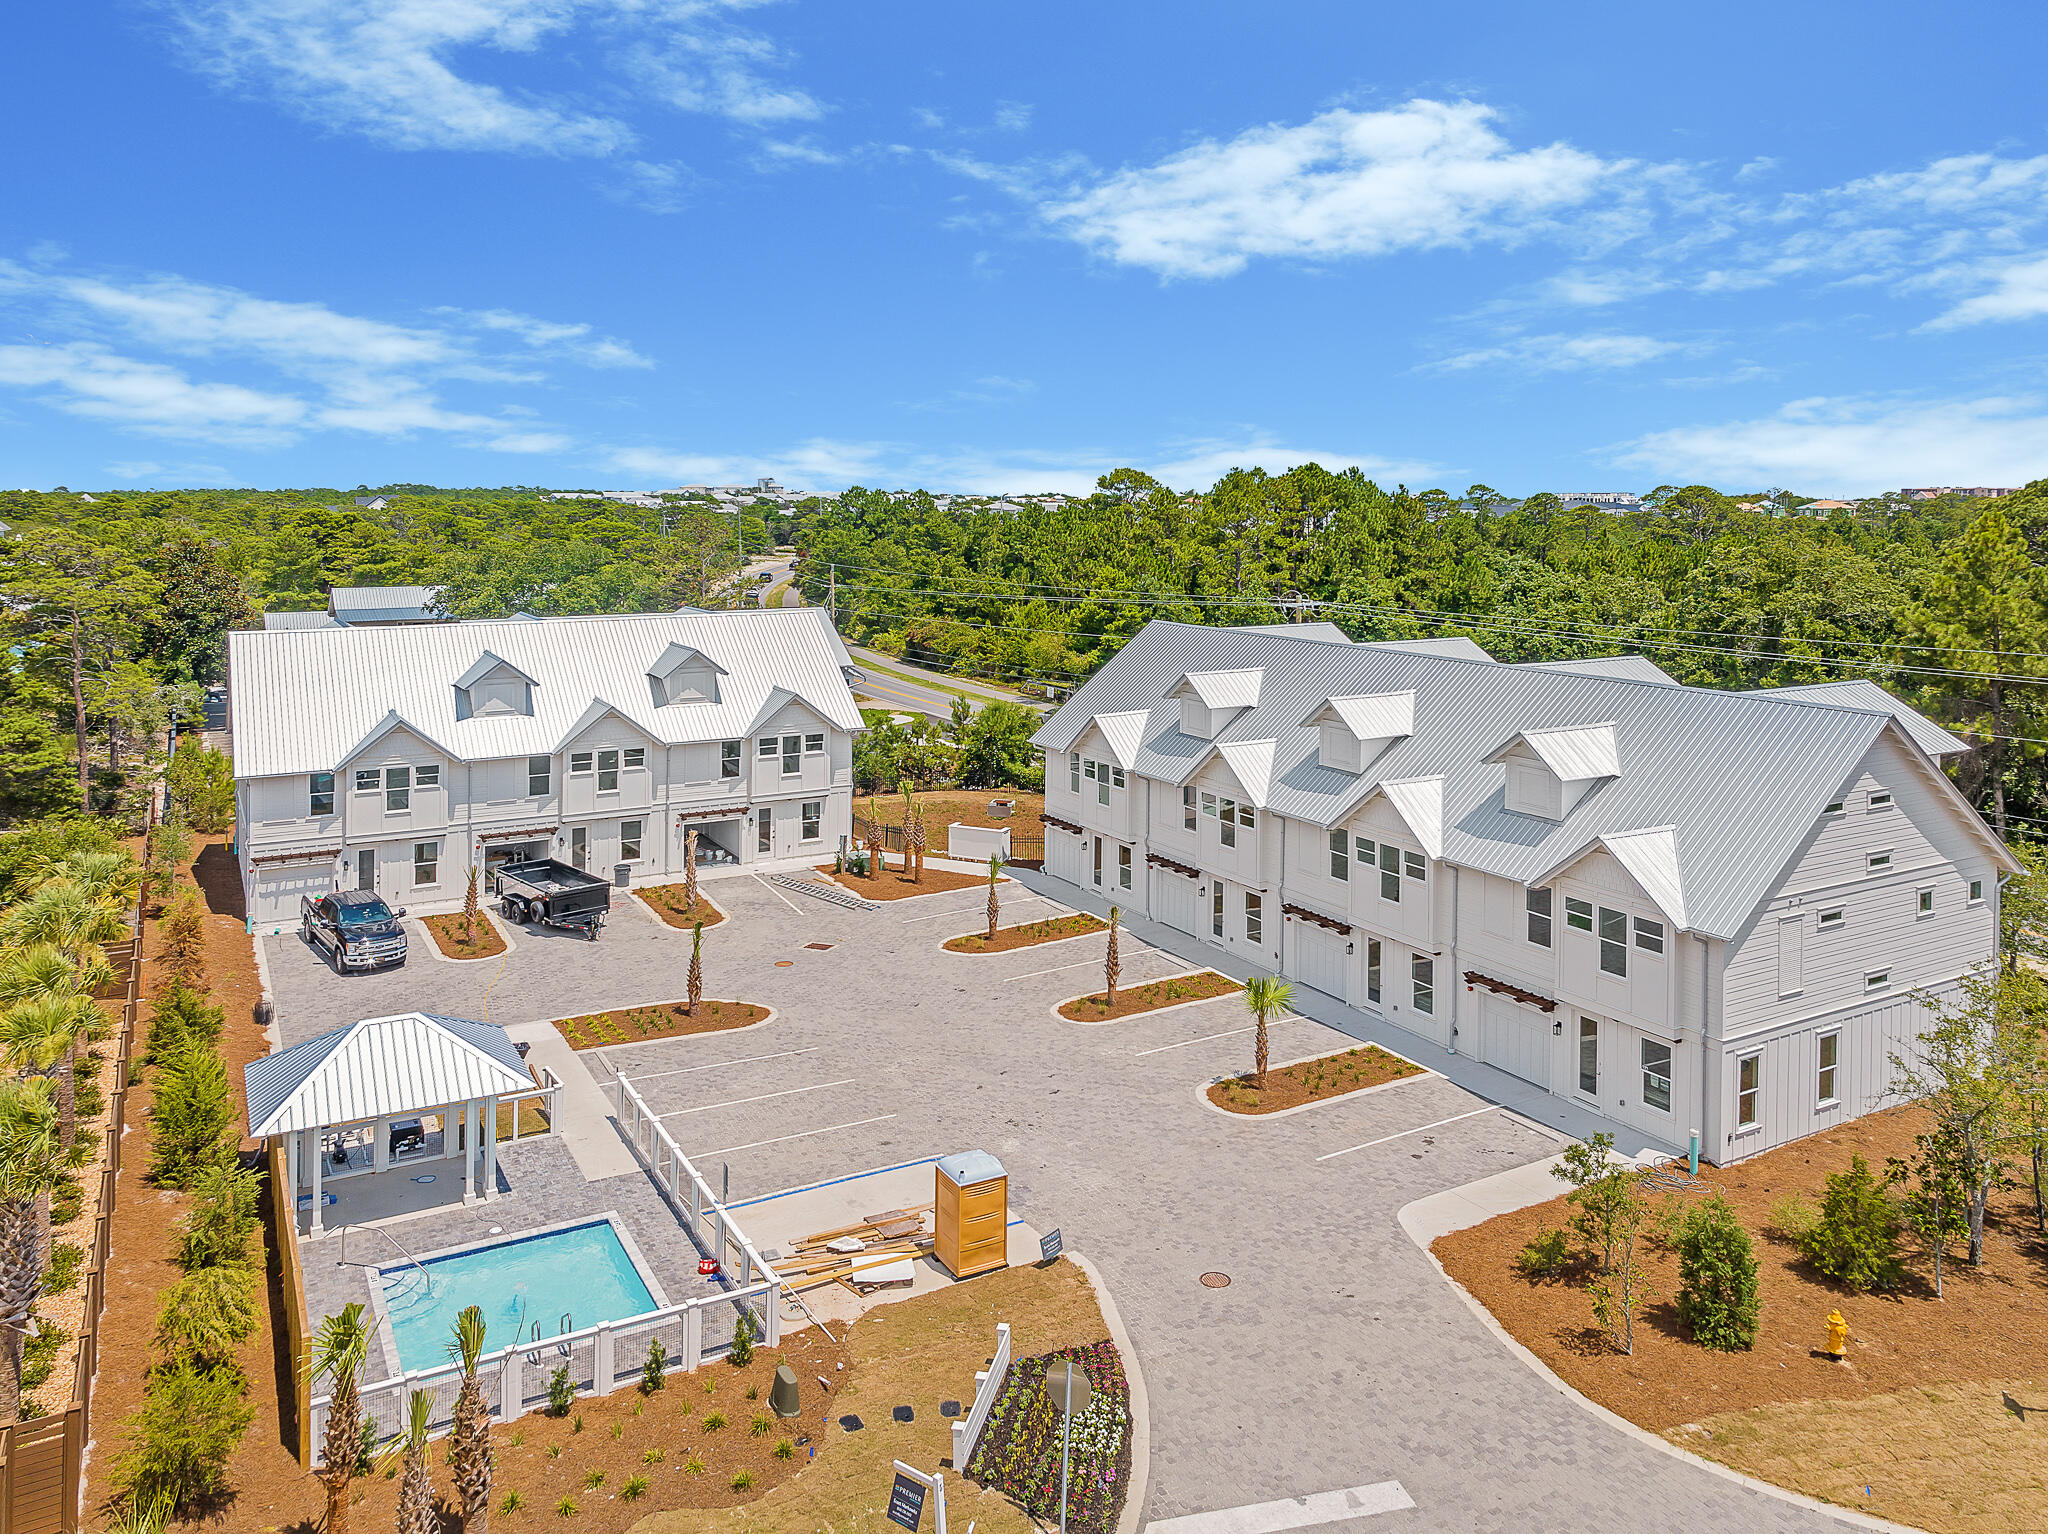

[285,1132,301,1224]
[463,1100,480,1204]
[373,1116,390,1174]
[482,1095,499,1201]
[309,1127,325,1237]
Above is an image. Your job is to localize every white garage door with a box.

[1291,923,1349,1001]
[1478,1000,1550,1088]
[1045,829,1088,888]
[1153,872,1200,936]
[252,861,334,928]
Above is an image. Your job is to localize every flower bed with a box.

[945,913,1107,953]
[1058,971,1240,1022]
[965,1340,1132,1534]
[420,910,507,959]
[636,882,727,930]
[554,1000,769,1049]
[1207,1045,1422,1114]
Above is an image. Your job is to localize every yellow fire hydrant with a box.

[1825,1310,1850,1360]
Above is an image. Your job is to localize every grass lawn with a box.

[1208,1045,1423,1114]
[822,862,992,900]
[637,883,728,931]
[556,1001,769,1049]
[945,913,1107,953]
[855,791,1046,861]
[1059,971,1241,1022]
[421,910,509,959]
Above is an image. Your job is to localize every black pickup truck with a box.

[493,858,609,939]
[300,890,409,971]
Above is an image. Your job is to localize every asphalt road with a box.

[847,643,1048,721]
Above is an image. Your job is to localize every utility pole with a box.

[828,564,837,623]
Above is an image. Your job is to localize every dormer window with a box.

[1485,722,1620,821]
[1302,692,1414,772]
[647,642,727,706]
[1167,668,1264,740]
[453,650,538,718]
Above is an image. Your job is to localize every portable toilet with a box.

[934,1149,1008,1279]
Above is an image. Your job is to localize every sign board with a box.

[887,1471,927,1531]
[1046,1361,1092,1417]
[1039,1228,1062,1263]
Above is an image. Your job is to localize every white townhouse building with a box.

[1031,621,2019,1163]
[226,608,866,930]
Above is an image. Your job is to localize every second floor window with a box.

[1634,916,1664,954]
[1566,896,1593,932]
[759,736,777,759]
[1183,785,1196,830]
[624,747,645,770]
[309,773,334,816]
[1070,753,1080,793]
[528,755,551,796]
[1329,829,1348,880]
[385,766,410,811]
[1380,845,1400,903]
[783,734,801,776]
[1599,906,1628,976]
[355,768,379,793]
[415,763,440,789]
[1526,887,1552,946]
[804,732,824,754]
[571,751,593,774]
[1412,955,1434,1014]
[721,740,741,779]
[598,749,620,791]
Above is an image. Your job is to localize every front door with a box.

[571,827,588,870]
[358,848,375,891]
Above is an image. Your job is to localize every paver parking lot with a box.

[262,872,1853,1531]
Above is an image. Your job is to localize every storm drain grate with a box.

[804,942,835,951]
[1199,1271,1231,1289]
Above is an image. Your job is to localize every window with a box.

[1084,758,1097,780]
[1865,968,1891,991]
[1112,764,1127,789]
[1526,887,1552,947]
[1070,753,1081,793]
[571,751,594,774]
[1918,887,1935,917]
[1093,838,1102,886]
[412,841,438,886]
[1633,916,1665,954]
[1211,883,1224,937]
[758,737,777,758]
[1970,878,1985,904]
[621,819,644,861]
[355,768,379,793]
[1367,940,1382,1005]
[1182,785,1196,831]
[1641,1039,1672,1112]
[721,740,741,779]
[1867,850,1892,871]
[415,763,440,789]
[309,773,334,816]
[782,734,801,776]
[1098,772,1110,807]
[1237,802,1254,829]
[1565,895,1593,932]
[597,749,620,792]
[1403,849,1425,881]
[1868,790,1892,809]
[1201,791,1217,818]
[1817,1031,1840,1105]
[1412,955,1434,1015]
[1354,837,1375,867]
[757,807,773,852]
[623,747,645,770]
[804,732,823,754]
[528,755,552,796]
[1118,844,1132,890]
[1220,799,1237,848]
[1825,799,1845,814]
[1380,847,1401,903]
[1329,829,1349,880]
[1818,907,1844,930]
[385,765,411,811]
[1737,1054,1760,1128]
[801,801,822,842]
[1245,892,1263,943]
[1598,906,1627,976]
[1578,1017,1599,1096]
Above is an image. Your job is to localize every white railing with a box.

[502,1064,561,1143]
[951,1321,1011,1470]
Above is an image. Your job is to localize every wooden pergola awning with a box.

[676,808,744,823]
[478,825,558,843]
[1041,813,1085,836]
[250,846,342,868]
[1282,902,1350,935]
[1147,852,1201,879]
[1463,971,1558,1013]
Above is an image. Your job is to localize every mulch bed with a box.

[1207,1045,1423,1114]
[818,863,991,901]
[856,790,1046,861]
[421,910,508,959]
[1431,1103,2048,1434]
[945,913,1107,953]
[964,1339,1132,1534]
[636,883,728,931]
[555,1001,769,1049]
[1058,971,1241,1022]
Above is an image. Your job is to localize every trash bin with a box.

[934,1150,1008,1279]
[614,862,631,887]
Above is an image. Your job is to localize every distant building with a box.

[1559,492,1646,513]
[354,495,396,510]
[1901,486,2020,500]
[1801,500,1855,512]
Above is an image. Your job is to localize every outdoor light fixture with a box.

[1553,1019,1563,1035]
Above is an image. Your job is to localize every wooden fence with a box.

[267,1140,313,1467]
[0,917,143,1534]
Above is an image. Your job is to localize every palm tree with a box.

[0,941,113,1007]
[448,1306,493,1534]
[312,1302,375,1534]
[0,882,126,965]
[1244,976,1293,1089]
[687,922,704,1016]
[0,1077,65,1421]
[684,829,699,916]
[1104,906,1121,1007]
[3,993,103,1145]
[985,854,1002,941]
[395,1388,436,1534]
[36,850,141,911]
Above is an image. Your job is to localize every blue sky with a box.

[4,0,2048,496]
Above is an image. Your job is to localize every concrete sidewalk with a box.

[503,1019,639,1181]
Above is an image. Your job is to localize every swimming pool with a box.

[378,1218,663,1374]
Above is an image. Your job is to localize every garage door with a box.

[252,861,334,928]
[1153,872,1200,936]
[1290,922,1349,1001]
[1478,1000,1550,1088]
[1044,828,1088,888]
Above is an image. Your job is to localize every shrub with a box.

[147,1042,235,1187]
[547,1367,574,1416]
[176,1159,262,1271]
[154,1267,257,1372]
[500,1491,525,1514]
[640,1337,667,1393]
[50,1176,82,1227]
[582,1470,605,1490]
[156,891,208,985]
[144,982,224,1065]
[113,1358,256,1512]
[749,1413,770,1436]
[620,1476,649,1502]
[728,1307,756,1367]
[1672,1194,1761,1350]
[642,1447,664,1465]
[702,1411,726,1431]
[682,1455,705,1476]
[1799,1155,1904,1293]
[730,1469,755,1491]
[42,1241,83,1295]
[1516,1228,1569,1278]
[21,1318,68,1391]
[554,1498,577,1517]
[773,1438,794,1460]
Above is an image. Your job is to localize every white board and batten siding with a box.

[1152,868,1200,936]
[1289,921,1350,1002]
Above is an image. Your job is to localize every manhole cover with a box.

[1200,1271,1231,1289]
[774,959,794,967]
[804,942,835,951]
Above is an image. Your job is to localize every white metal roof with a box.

[1518,655,1678,686]
[1091,710,1151,770]
[227,608,863,778]
[1170,668,1266,711]
[1306,691,1416,741]
[1214,739,1279,807]
[1486,722,1622,781]
[1538,826,1688,929]
[245,1012,532,1137]
[1745,680,1969,758]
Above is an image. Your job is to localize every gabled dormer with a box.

[453,652,538,719]
[1167,668,1264,740]
[647,642,728,707]
[1301,691,1414,772]
[1484,721,1620,820]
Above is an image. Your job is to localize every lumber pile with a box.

[783,1203,935,1294]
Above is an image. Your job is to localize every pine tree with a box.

[148,1041,234,1187]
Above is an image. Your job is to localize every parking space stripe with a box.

[1132,1015,1309,1056]
[1315,1106,1495,1162]
[1144,1480,1415,1534]
[621,1047,818,1085]
[654,1078,855,1118]
[695,1114,898,1159]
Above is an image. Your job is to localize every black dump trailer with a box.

[493,858,610,939]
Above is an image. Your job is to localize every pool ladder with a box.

[519,1310,575,1363]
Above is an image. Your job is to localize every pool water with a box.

[379,1220,658,1373]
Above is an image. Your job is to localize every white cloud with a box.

[160,0,817,157]
[1921,254,2048,329]
[1614,394,2048,494]
[439,307,653,367]
[106,459,232,484]
[0,342,306,446]
[1037,100,1625,278]
[1428,332,1684,373]
[992,101,1032,133]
